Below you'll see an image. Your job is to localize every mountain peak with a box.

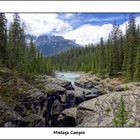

[35,34,80,56]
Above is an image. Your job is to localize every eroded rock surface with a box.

[77,90,140,127]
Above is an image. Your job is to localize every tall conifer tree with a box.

[0,13,7,64]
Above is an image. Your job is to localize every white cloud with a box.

[119,21,128,34]
[5,14,140,46]
[63,14,75,19]
[6,13,73,36]
[136,16,140,28]
[60,24,113,45]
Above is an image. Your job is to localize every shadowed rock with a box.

[84,88,103,100]
[58,108,77,127]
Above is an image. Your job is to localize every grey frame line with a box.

[1,12,140,13]
[0,12,139,128]
[0,0,140,1]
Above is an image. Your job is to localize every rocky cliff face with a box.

[1,69,140,127]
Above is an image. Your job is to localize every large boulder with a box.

[61,82,74,90]
[66,88,103,107]
[58,108,77,127]
[74,80,95,90]
[114,85,125,92]
[74,90,85,105]
[47,83,66,94]
[84,88,103,100]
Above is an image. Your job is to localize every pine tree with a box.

[117,34,124,72]
[134,44,140,84]
[98,37,104,76]
[122,35,128,72]
[7,13,26,70]
[113,96,128,127]
[0,13,7,65]
[7,13,21,68]
[109,21,122,76]
[28,36,37,62]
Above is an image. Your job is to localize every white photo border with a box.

[0,1,140,139]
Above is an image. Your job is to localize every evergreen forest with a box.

[52,14,140,82]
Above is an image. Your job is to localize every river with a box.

[55,71,81,85]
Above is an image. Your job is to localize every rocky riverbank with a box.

[0,69,140,127]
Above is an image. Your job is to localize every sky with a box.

[5,13,140,46]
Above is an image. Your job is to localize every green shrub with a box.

[105,108,111,113]
[124,84,129,91]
